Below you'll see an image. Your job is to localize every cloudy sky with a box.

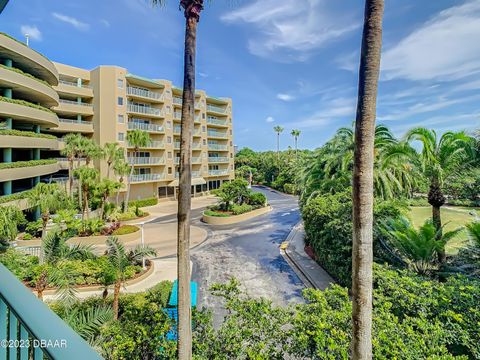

[2,0,480,150]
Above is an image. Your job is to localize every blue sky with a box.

[2,0,480,151]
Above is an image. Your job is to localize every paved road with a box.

[190,186,305,321]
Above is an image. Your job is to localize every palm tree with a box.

[105,237,156,320]
[391,128,476,262]
[35,230,95,300]
[113,159,131,207]
[466,221,480,247]
[291,129,301,158]
[27,183,67,264]
[273,126,284,163]
[0,205,24,250]
[74,167,99,220]
[61,133,82,196]
[150,1,205,356]
[83,139,104,166]
[125,129,151,211]
[351,1,384,359]
[104,142,123,179]
[381,217,462,275]
[96,179,121,220]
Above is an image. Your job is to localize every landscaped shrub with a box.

[0,190,31,204]
[0,159,57,170]
[0,129,56,139]
[302,190,405,287]
[0,64,52,87]
[129,197,158,208]
[25,219,43,237]
[0,96,55,113]
[246,192,267,207]
[203,210,229,217]
[231,204,254,215]
[283,183,296,194]
[111,225,139,236]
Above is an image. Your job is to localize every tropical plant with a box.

[291,129,301,157]
[104,142,124,179]
[74,167,99,220]
[27,183,68,263]
[95,179,121,220]
[466,221,480,247]
[113,159,131,207]
[105,236,156,320]
[389,128,477,262]
[216,179,250,211]
[61,133,82,196]
[273,126,284,164]
[0,205,25,250]
[351,1,384,358]
[381,217,462,274]
[125,129,151,211]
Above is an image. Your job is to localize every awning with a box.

[168,177,207,187]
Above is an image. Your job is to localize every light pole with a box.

[140,221,146,269]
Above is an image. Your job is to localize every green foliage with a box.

[216,179,250,210]
[128,197,158,208]
[203,210,230,217]
[282,183,296,194]
[0,248,38,279]
[0,129,56,139]
[245,192,267,207]
[0,189,31,204]
[25,219,43,237]
[0,159,57,170]
[0,96,55,113]
[111,225,139,236]
[0,64,52,87]
[0,205,26,249]
[230,203,254,215]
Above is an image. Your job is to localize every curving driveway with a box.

[191,186,305,317]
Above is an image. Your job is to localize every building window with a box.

[168,167,172,174]
[118,132,124,141]
[168,152,172,159]
[166,106,171,114]
[167,136,172,144]
[202,113,205,119]
[117,97,124,106]
[230,153,233,158]
[203,139,206,145]
[166,121,171,129]
[230,129,232,135]
[117,79,124,89]
[118,115,124,123]
[230,141,233,146]
[202,126,206,132]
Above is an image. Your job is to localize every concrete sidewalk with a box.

[282,222,335,290]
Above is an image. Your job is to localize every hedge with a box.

[0,32,52,62]
[0,190,31,204]
[111,225,139,236]
[0,64,52,87]
[0,159,57,170]
[0,96,55,114]
[0,129,56,140]
[129,197,158,208]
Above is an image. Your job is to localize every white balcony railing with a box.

[58,118,92,126]
[207,104,227,114]
[128,157,165,165]
[127,140,164,148]
[58,80,92,89]
[175,170,201,178]
[207,130,227,138]
[129,173,165,182]
[208,143,228,151]
[208,157,229,163]
[127,122,164,132]
[127,104,163,116]
[59,99,93,107]
[207,117,228,126]
[173,97,183,105]
[208,169,229,176]
[127,86,163,101]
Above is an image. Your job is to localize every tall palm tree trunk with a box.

[125,165,134,212]
[40,216,48,265]
[351,1,384,359]
[68,158,74,196]
[177,10,199,360]
[428,179,446,262]
[112,280,121,320]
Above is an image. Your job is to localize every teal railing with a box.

[0,263,102,360]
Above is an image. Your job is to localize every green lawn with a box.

[408,206,479,255]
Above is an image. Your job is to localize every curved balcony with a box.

[0,99,59,128]
[0,133,59,150]
[0,66,59,107]
[54,99,94,116]
[0,33,58,85]
[0,161,59,182]
[49,118,94,133]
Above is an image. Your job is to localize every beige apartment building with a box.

[0,32,234,202]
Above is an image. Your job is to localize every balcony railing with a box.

[207,117,228,126]
[175,157,201,164]
[128,157,165,165]
[208,157,229,163]
[128,173,165,182]
[208,143,228,151]
[127,86,163,101]
[174,126,201,135]
[127,122,164,132]
[207,130,227,138]
[58,79,92,89]
[127,104,163,116]
[0,264,102,360]
[127,140,164,148]
[175,171,201,178]
[207,104,227,114]
[58,118,92,126]
[59,99,93,107]
[173,97,183,105]
[208,169,229,176]
[174,142,202,149]
[174,112,201,122]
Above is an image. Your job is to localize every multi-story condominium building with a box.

[0,33,234,202]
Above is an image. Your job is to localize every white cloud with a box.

[391,113,480,135]
[291,97,356,128]
[199,72,208,78]
[100,19,110,28]
[382,0,480,81]
[20,25,42,41]
[266,116,275,123]
[277,93,295,102]
[52,12,89,31]
[221,0,359,61]
[336,51,358,72]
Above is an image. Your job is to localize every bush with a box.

[0,159,57,170]
[129,197,158,208]
[0,96,55,113]
[204,210,230,218]
[0,129,56,139]
[246,192,267,207]
[283,183,296,194]
[0,190,31,204]
[231,204,254,215]
[22,233,33,240]
[25,219,42,237]
[111,225,139,236]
